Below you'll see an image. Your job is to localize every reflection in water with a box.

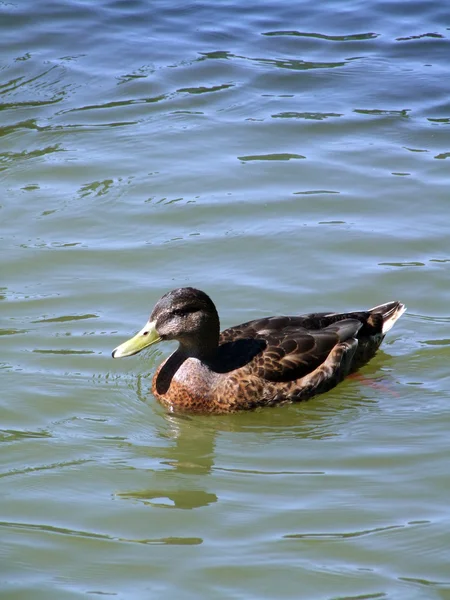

[119,383,219,508]
[238,152,305,162]
[1,144,64,170]
[261,31,379,42]
[284,523,404,540]
[117,488,217,511]
[272,111,343,121]
[32,314,98,323]
[0,520,202,546]
[118,358,397,510]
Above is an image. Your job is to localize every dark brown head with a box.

[112,287,220,360]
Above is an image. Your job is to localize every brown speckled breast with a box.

[152,338,359,414]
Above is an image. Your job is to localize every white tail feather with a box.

[369,301,406,334]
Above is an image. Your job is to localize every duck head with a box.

[112,287,220,360]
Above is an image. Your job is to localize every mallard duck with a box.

[112,287,405,413]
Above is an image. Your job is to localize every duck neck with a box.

[178,325,220,362]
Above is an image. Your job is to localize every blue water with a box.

[2,1,450,599]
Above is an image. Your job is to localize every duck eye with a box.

[173,308,186,317]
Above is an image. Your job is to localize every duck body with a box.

[112,288,406,414]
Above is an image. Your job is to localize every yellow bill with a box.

[112,320,161,358]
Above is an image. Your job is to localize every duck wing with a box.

[220,315,363,382]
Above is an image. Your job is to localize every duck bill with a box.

[112,320,161,358]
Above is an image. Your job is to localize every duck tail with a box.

[368,301,406,334]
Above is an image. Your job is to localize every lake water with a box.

[2,0,450,598]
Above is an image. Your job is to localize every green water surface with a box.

[1,1,450,599]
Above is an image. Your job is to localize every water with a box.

[2,0,450,598]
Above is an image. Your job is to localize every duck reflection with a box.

[117,410,218,509]
[118,350,397,510]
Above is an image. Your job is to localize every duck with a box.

[112,287,405,414]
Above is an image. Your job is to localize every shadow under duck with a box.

[112,287,405,414]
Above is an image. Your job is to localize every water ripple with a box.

[284,524,406,541]
[0,520,202,545]
[262,31,380,42]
